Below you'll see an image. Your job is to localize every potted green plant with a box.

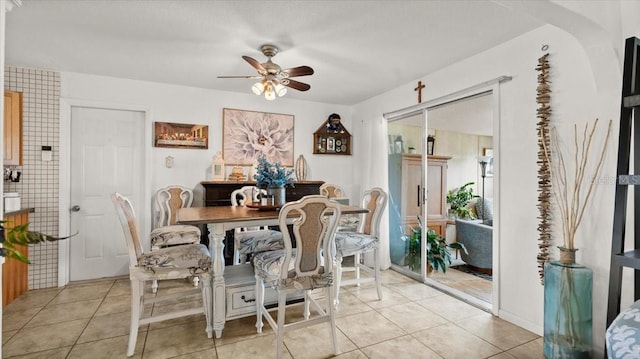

[2,221,74,263]
[446,182,478,219]
[403,216,467,272]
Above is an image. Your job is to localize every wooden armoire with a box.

[390,154,450,238]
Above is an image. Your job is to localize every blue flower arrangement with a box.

[253,154,294,188]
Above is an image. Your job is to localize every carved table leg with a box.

[208,222,226,338]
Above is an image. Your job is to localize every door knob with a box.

[70,205,81,212]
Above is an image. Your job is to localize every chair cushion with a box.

[253,250,332,291]
[337,214,360,232]
[607,300,640,358]
[131,243,211,281]
[150,225,201,249]
[236,230,284,255]
[334,232,379,258]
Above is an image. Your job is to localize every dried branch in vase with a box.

[536,53,552,284]
[543,119,612,254]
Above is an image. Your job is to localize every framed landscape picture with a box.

[222,108,295,166]
[154,122,208,149]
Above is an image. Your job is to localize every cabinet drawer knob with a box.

[240,295,255,303]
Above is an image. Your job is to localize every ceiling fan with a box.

[218,44,314,100]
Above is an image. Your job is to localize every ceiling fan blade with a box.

[282,66,314,77]
[242,56,266,74]
[217,75,262,79]
[284,79,311,92]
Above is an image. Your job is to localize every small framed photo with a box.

[326,137,336,152]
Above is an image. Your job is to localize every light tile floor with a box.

[2,270,543,358]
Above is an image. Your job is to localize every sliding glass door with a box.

[387,112,427,280]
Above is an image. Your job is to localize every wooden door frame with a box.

[58,99,152,286]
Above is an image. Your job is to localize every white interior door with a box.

[69,107,144,281]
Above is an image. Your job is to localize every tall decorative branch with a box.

[536,53,552,284]
[543,119,612,252]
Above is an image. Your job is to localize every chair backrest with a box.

[319,183,345,198]
[154,185,194,228]
[112,192,143,265]
[358,187,388,237]
[231,186,266,206]
[231,186,268,232]
[278,195,341,279]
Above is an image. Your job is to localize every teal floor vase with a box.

[543,256,593,358]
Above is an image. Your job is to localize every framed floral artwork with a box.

[154,122,208,149]
[222,108,295,166]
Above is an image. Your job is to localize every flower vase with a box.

[268,186,286,206]
[543,248,593,358]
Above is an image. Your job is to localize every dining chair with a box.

[320,183,358,231]
[253,195,342,359]
[112,192,213,357]
[230,186,284,264]
[319,183,345,198]
[333,187,388,308]
[149,185,202,292]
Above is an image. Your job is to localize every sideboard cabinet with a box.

[198,180,324,207]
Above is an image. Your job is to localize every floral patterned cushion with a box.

[334,232,379,258]
[338,214,360,232]
[130,243,211,281]
[253,250,332,291]
[607,300,640,358]
[236,230,284,255]
[150,225,201,249]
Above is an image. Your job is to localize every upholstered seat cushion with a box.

[253,250,332,291]
[607,300,640,358]
[130,243,211,280]
[334,232,379,258]
[150,225,201,249]
[236,230,284,255]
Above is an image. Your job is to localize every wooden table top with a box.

[177,204,367,225]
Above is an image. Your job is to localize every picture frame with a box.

[326,137,336,152]
[154,122,208,149]
[483,148,494,177]
[223,108,295,166]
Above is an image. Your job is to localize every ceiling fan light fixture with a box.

[264,82,276,100]
[274,82,287,97]
[251,81,264,95]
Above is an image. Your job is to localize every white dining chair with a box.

[230,186,284,264]
[149,185,202,292]
[253,195,342,359]
[320,183,359,231]
[112,192,213,357]
[333,187,388,308]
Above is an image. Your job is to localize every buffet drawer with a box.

[226,284,279,318]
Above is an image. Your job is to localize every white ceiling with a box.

[4,1,543,105]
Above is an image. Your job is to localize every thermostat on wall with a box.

[42,146,52,161]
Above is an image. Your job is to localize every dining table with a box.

[176,203,368,338]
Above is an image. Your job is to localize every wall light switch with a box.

[42,146,52,161]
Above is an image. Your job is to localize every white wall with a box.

[352,23,617,355]
[60,72,355,202]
